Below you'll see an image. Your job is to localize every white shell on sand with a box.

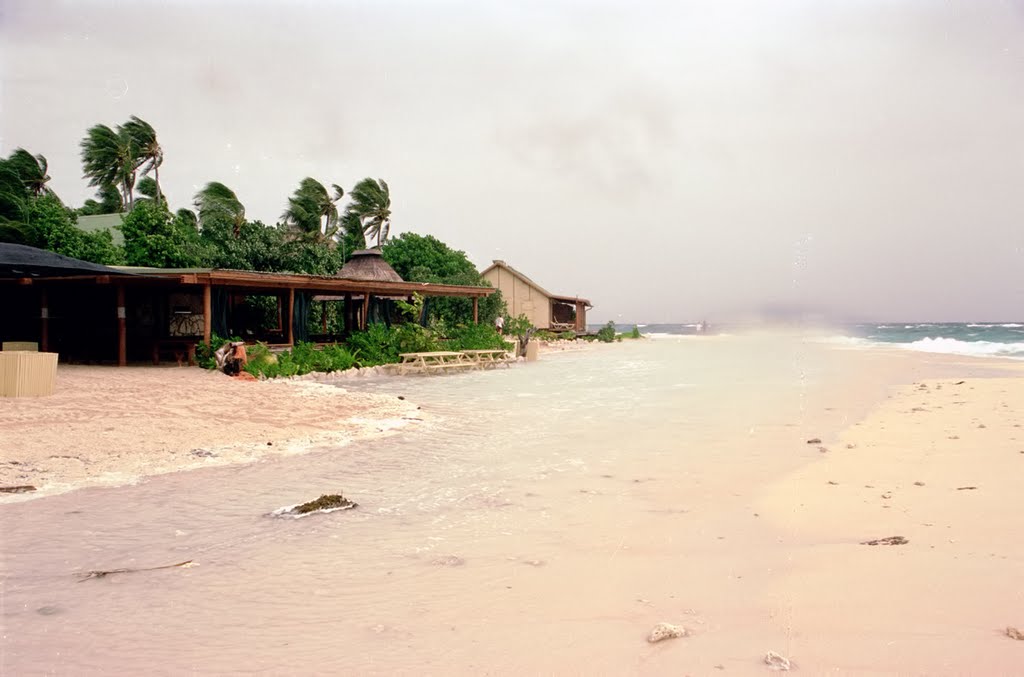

[764,650,792,671]
[647,622,687,643]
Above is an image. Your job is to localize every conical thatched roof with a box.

[336,249,403,282]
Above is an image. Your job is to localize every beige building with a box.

[480,260,592,332]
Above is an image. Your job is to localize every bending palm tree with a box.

[282,177,343,241]
[194,181,245,236]
[5,149,52,197]
[346,177,391,247]
[80,124,137,209]
[122,116,163,207]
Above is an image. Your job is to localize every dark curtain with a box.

[420,297,431,327]
[368,297,395,327]
[293,291,311,343]
[212,287,229,339]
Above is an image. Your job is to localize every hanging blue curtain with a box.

[212,287,229,339]
[292,291,311,343]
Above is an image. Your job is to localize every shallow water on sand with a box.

[0,335,983,675]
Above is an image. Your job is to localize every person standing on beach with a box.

[495,315,505,334]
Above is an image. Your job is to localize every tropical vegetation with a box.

[1,116,512,368]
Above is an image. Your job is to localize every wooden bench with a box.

[461,349,513,369]
[397,351,477,375]
[152,339,199,367]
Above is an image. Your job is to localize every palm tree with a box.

[194,181,245,236]
[78,184,123,215]
[282,177,343,241]
[80,123,137,209]
[0,148,60,243]
[346,177,391,247]
[135,176,166,207]
[122,116,163,207]
[5,149,52,197]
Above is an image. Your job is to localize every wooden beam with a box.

[116,285,127,366]
[361,294,371,330]
[286,287,295,346]
[39,289,49,352]
[473,297,479,324]
[202,284,212,344]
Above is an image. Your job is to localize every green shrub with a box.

[596,321,616,343]
[345,323,401,366]
[559,331,577,341]
[244,341,357,379]
[631,325,641,339]
[534,329,558,341]
[447,323,507,351]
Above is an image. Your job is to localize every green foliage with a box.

[382,232,505,326]
[2,193,124,264]
[447,323,509,351]
[120,201,204,267]
[505,314,536,357]
[534,330,558,341]
[345,177,391,246]
[77,184,123,215]
[559,331,577,341]
[194,181,245,235]
[283,178,343,241]
[596,321,617,343]
[615,325,643,340]
[344,322,400,366]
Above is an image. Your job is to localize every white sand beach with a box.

[0,365,420,500]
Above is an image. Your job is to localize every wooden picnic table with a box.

[397,351,476,375]
[460,349,513,369]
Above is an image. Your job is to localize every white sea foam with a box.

[904,337,1024,359]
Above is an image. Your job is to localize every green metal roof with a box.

[76,213,125,245]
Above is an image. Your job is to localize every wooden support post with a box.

[202,284,212,344]
[287,287,295,346]
[344,293,352,335]
[39,288,49,352]
[321,300,328,334]
[361,294,371,330]
[116,285,127,366]
[473,297,479,324]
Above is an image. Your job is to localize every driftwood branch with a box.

[77,560,195,582]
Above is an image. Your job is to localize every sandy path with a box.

[757,367,1024,672]
[0,365,419,500]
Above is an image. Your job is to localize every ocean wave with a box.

[904,337,1024,359]
[965,323,1023,328]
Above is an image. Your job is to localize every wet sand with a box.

[1,336,1022,674]
[0,365,419,500]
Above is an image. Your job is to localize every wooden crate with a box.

[0,351,58,397]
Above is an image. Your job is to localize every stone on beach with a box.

[764,650,792,671]
[1006,627,1024,640]
[646,622,687,643]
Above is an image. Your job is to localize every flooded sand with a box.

[0,335,1014,674]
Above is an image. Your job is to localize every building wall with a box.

[482,266,552,329]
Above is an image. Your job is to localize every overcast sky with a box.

[2,0,1023,322]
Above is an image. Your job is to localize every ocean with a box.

[598,322,1024,360]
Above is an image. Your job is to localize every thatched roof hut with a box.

[337,249,403,282]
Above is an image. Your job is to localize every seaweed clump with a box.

[293,494,357,514]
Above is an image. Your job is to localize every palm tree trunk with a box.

[154,164,161,208]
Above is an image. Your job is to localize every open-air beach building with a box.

[1,244,495,366]
[480,260,591,332]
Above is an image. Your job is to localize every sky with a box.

[2,0,1023,323]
